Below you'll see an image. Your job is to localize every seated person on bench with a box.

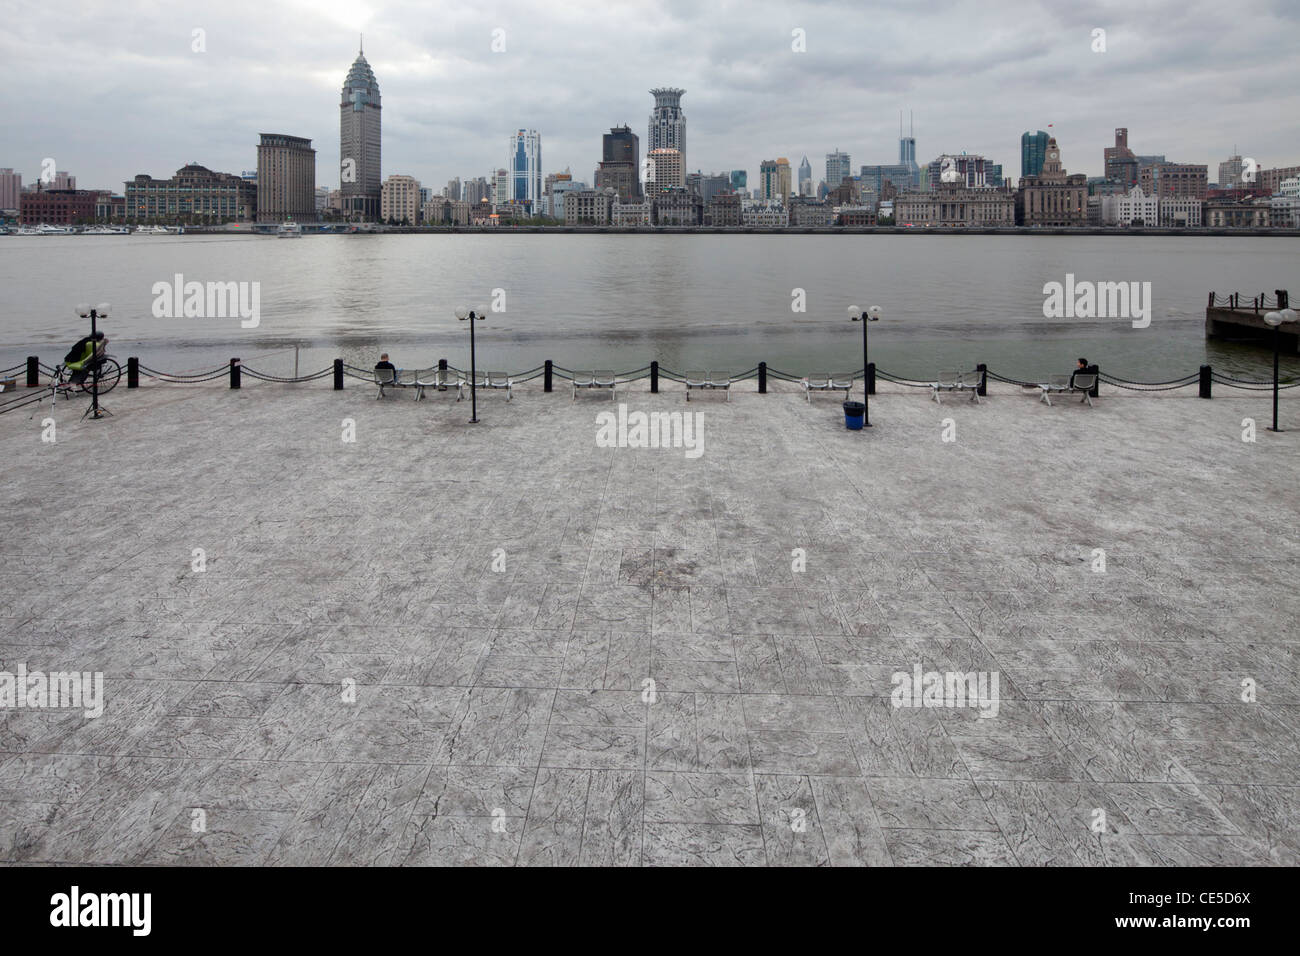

[65,332,107,384]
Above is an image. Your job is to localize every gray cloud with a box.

[4,0,1297,192]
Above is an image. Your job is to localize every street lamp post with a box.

[847,304,882,427]
[455,306,488,423]
[75,302,111,420]
[1263,307,1297,432]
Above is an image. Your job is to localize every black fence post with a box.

[333,358,344,390]
[1199,364,1212,399]
[26,356,38,387]
[758,362,767,394]
[976,362,988,397]
[650,361,659,394]
[230,358,241,389]
[544,360,553,393]
[867,362,876,396]
[127,356,139,388]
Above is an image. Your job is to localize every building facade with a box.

[380,174,421,223]
[1205,199,1271,228]
[340,46,382,221]
[124,164,257,222]
[1101,186,1160,226]
[646,147,685,191]
[611,199,652,225]
[647,89,686,168]
[1259,165,1300,195]
[563,188,613,225]
[1015,137,1087,226]
[798,156,813,196]
[789,198,833,226]
[705,193,741,226]
[19,188,98,224]
[653,188,702,225]
[1159,197,1203,227]
[1138,163,1208,200]
[741,199,788,227]
[256,133,316,222]
[895,183,1014,225]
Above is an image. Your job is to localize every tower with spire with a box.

[340,40,382,221]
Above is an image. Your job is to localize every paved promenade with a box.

[1,377,1297,866]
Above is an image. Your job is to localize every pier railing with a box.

[1208,291,1288,312]
[3,356,1297,416]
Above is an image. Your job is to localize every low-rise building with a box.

[1159,197,1203,227]
[653,187,702,225]
[20,187,98,224]
[741,199,788,227]
[1015,137,1087,226]
[1205,198,1271,228]
[611,199,652,226]
[894,183,1014,226]
[1100,186,1160,226]
[835,206,876,226]
[564,188,613,225]
[705,193,741,226]
[124,164,257,222]
[789,198,834,226]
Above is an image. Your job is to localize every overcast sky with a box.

[6,0,1299,192]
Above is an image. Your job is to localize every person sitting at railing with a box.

[65,332,107,384]
[374,353,397,379]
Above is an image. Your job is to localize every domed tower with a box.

[340,40,382,221]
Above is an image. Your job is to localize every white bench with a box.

[931,370,982,404]
[801,372,854,403]
[572,370,617,401]
[1039,373,1097,407]
[685,371,733,401]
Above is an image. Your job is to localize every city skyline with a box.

[5,0,1299,194]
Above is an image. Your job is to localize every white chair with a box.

[374,366,397,399]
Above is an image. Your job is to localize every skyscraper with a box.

[760,159,792,202]
[825,151,852,189]
[647,148,684,191]
[1021,130,1049,180]
[648,89,686,169]
[257,133,316,222]
[798,156,813,196]
[340,42,381,220]
[596,126,641,200]
[509,129,542,210]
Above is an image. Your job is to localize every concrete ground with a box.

[0,375,1297,866]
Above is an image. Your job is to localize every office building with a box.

[1021,130,1049,179]
[1103,128,1138,185]
[596,125,641,201]
[0,168,20,211]
[123,164,257,222]
[825,150,852,189]
[380,174,421,223]
[1138,163,1208,199]
[340,44,382,220]
[256,133,316,222]
[646,147,684,191]
[564,188,613,225]
[894,183,1014,225]
[760,158,792,202]
[509,129,542,208]
[648,89,686,169]
[798,156,813,196]
[19,188,98,224]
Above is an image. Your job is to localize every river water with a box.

[1,233,1296,381]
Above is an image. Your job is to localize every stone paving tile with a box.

[3,381,1297,865]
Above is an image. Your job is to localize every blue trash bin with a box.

[843,401,865,430]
